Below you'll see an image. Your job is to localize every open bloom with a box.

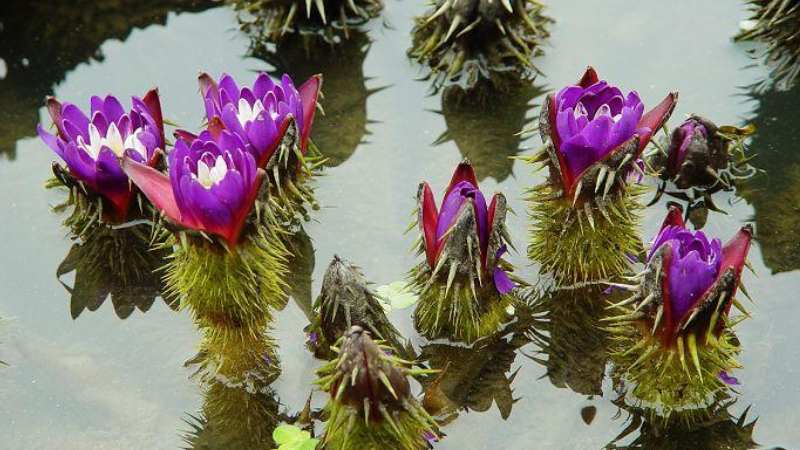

[645,205,753,342]
[541,67,677,195]
[419,161,515,294]
[122,127,264,247]
[196,72,321,167]
[37,90,164,219]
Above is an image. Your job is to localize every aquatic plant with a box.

[606,205,754,415]
[647,116,758,218]
[307,256,409,359]
[523,66,677,286]
[316,326,438,450]
[190,72,323,226]
[409,159,518,343]
[56,223,170,319]
[409,0,552,89]
[38,90,165,232]
[231,0,382,44]
[737,0,800,90]
[123,126,290,380]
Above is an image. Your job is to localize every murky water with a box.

[0,1,798,449]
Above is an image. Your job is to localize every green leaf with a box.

[376,281,419,312]
[273,424,306,445]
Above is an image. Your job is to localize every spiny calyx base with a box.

[526,182,645,287]
[411,263,515,343]
[162,230,289,328]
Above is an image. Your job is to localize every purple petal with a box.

[102,96,126,123]
[493,268,515,294]
[718,371,740,386]
[37,125,64,158]
[61,104,90,141]
[435,180,473,240]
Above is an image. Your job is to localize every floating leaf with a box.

[273,424,319,450]
[376,281,420,312]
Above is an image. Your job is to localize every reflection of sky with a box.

[0,1,798,449]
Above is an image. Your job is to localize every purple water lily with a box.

[419,162,515,294]
[37,90,165,220]
[541,67,677,195]
[646,205,753,342]
[122,125,264,248]
[196,72,321,168]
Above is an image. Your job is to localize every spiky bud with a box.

[316,327,438,450]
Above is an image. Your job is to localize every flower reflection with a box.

[436,81,545,182]
[56,224,172,319]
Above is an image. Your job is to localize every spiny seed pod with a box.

[606,205,754,414]
[409,160,519,343]
[56,224,169,320]
[231,0,382,44]
[316,326,438,450]
[649,115,757,190]
[736,0,800,90]
[524,66,677,286]
[410,0,552,89]
[308,256,409,359]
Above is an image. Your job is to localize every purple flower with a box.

[122,125,265,248]
[419,161,515,294]
[646,205,753,341]
[541,67,677,195]
[196,72,322,168]
[37,90,165,220]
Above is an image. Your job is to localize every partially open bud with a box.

[606,205,754,413]
[409,160,519,343]
[316,327,438,450]
[651,115,756,190]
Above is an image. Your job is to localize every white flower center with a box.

[76,123,147,160]
[194,155,228,189]
[236,98,266,127]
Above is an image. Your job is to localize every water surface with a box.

[0,1,798,449]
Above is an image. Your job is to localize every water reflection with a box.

[523,286,612,396]
[607,396,759,450]
[436,81,544,182]
[251,31,384,167]
[56,223,173,319]
[285,228,316,318]
[420,320,530,424]
[738,84,800,273]
[0,0,215,159]
[183,378,282,449]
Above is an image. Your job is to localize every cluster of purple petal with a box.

[202,73,304,164]
[554,81,648,178]
[648,225,722,322]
